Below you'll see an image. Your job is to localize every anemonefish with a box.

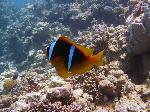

[45,35,104,79]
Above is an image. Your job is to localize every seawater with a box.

[7,0,35,8]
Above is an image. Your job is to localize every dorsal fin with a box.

[58,36,93,56]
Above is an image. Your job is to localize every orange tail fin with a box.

[90,49,104,66]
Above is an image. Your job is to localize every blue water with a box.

[8,0,35,8]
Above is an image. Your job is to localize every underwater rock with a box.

[127,1,150,54]
[135,84,150,109]
[128,21,150,54]
[14,101,29,111]
[46,84,73,104]
[0,95,17,109]
[99,79,117,97]
[73,89,84,98]
[115,93,147,112]
[50,75,67,87]
[141,91,150,103]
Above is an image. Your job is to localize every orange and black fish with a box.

[45,35,104,79]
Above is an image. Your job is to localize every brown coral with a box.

[3,79,17,90]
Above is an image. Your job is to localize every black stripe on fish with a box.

[51,39,72,69]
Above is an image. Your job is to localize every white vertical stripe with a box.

[68,45,75,71]
[48,39,58,61]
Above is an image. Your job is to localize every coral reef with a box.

[0,0,149,112]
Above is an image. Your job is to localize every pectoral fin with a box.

[52,56,70,79]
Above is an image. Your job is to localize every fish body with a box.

[45,36,104,79]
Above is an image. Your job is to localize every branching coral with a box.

[20,71,48,94]
[28,100,86,112]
